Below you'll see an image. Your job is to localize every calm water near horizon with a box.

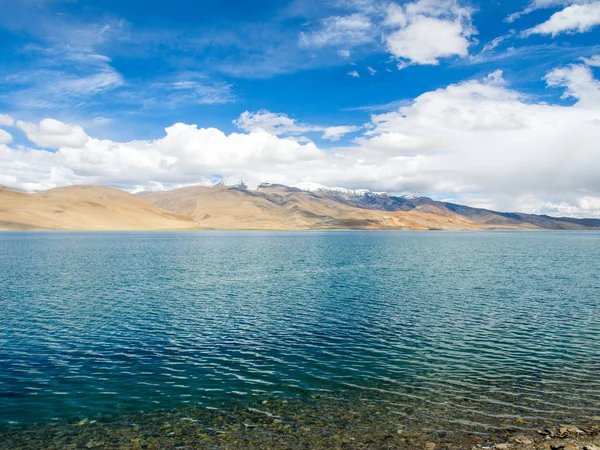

[1,231,599,434]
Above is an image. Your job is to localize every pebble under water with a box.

[1,231,599,447]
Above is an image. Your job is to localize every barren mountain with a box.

[137,183,479,230]
[0,185,200,231]
[137,183,600,230]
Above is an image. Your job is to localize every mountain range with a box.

[1,182,599,231]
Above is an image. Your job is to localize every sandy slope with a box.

[0,185,200,231]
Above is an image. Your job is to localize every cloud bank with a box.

[2,60,600,217]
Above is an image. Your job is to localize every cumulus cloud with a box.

[348,70,361,77]
[298,0,475,67]
[545,64,600,107]
[17,119,90,148]
[523,2,600,36]
[3,65,600,217]
[384,0,476,68]
[355,66,600,215]
[0,114,15,127]
[483,69,507,86]
[0,129,13,144]
[0,123,325,192]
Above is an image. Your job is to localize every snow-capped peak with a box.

[292,182,329,192]
[292,182,388,197]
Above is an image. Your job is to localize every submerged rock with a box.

[513,436,534,445]
[560,426,584,435]
[2,395,600,450]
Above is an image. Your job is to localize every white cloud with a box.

[234,110,361,142]
[385,0,476,68]
[322,126,362,140]
[150,77,235,106]
[299,13,374,48]
[533,0,584,7]
[506,0,588,23]
[93,116,113,125]
[0,114,15,127]
[2,17,238,114]
[469,31,517,63]
[348,70,360,77]
[523,2,600,36]
[296,0,476,68]
[356,66,600,214]
[0,123,325,192]
[3,21,125,110]
[0,129,13,144]
[581,54,600,66]
[3,64,600,217]
[234,110,321,135]
[545,64,600,107]
[483,69,507,86]
[367,66,377,75]
[17,119,90,148]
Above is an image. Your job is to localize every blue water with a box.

[1,231,599,431]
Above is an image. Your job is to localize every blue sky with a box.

[1,0,600,216]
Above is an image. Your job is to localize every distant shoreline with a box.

[1,227,597,232]
[0,228,590,232]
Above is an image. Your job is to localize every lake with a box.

[1,231,599,441]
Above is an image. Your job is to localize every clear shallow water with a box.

[1,231,599,432]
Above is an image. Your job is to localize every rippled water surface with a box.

[1,231,599,432]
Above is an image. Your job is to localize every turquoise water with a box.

[1,231,599,432]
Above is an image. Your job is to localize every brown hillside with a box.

[138,184,484,230]
[0,185,200,231]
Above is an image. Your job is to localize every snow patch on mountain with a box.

[255,181,420,201]
[292,182,329,192]
[293,182,388,197]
